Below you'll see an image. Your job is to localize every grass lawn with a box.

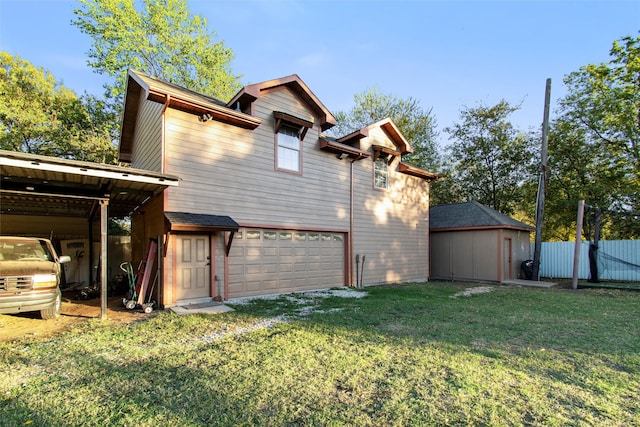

[1,281,638,426]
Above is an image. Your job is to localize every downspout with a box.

[349,158,355,287]
[161,95,170,174]
[161,94,171,307]
[224,232,230,301]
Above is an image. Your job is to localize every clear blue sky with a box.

[1,0,638,147]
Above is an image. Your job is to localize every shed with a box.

[429,201,534,282]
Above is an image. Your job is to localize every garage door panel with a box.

[279,247,293,257]
[246,264,262,274]
[246,280,262,292]
[264,280,278,290]
[247,247,261,257]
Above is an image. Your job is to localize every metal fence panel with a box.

[532,240,639,281]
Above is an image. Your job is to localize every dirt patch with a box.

[0,292,157,343]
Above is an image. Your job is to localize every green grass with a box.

[1,282,639,426]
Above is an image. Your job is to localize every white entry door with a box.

[176,235,210,301]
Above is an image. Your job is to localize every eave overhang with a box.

[319,138,371,160]
[164,212,239,233]
[398,162,439,181]
[430,225,535,233]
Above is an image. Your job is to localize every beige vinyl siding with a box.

[351,127,430,285]
[507,229,532,279]
[130,98,164,172]
[163,90,350,231]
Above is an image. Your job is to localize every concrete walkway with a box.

[502,279,558,288]
[170,302,235,315]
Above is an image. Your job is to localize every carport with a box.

[0,149,179,319]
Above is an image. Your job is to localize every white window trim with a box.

[276,124,301,173]
[374,158,389,190]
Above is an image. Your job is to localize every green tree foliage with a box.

[549,34,640,239]
[443,100,537,215]
[330,87,440,171]
[0,52,117,162]
[73,0,242,105]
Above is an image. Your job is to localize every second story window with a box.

[374,159,389,190]
[277,124,301,172]
[273,111,313,175]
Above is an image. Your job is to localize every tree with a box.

[444,100,537,215]
[73,0,242,105]
[549,34,640,239]
[330,87,440,171]
[0,52,117,162]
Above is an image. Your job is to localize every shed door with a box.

[503,238,512,280]
[175,235,210,301]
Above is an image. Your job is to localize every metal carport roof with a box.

[0,150,179,219]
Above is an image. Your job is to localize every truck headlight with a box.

[32,274,58,288]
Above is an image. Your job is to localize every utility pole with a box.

[532,78,552,281]
[572,200,585,289]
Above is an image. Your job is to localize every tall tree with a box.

[73,0,242,105]
[550,34,640,239]
[0,52,117,162]
[330,87,440,171]
[444,100,537,215]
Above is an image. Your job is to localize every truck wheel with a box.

[41,289,62,320]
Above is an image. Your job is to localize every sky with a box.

[1,0,638,148]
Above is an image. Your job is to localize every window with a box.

[273,111,313,174]
[277,124,301,172]
[374,159,388,190]
[246,231,261,239]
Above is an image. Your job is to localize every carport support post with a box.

[100,200,108,320]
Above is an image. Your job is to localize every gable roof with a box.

[228,74,337,131]
[119,69,262,163]
[430,201,534,231]
[364,118,413,154]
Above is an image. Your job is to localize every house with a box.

[429,201,534,282]
[119,70,438,306]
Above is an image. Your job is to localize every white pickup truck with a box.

[0,236,71,319]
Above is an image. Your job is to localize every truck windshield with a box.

[0,239,52,261]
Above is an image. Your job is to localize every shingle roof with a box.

[429,201,534,231]
[164,212,239,231]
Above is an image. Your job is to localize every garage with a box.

[0,150,179,319]
[228,228,345,298]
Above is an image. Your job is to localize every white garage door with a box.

[228,228,345,298]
